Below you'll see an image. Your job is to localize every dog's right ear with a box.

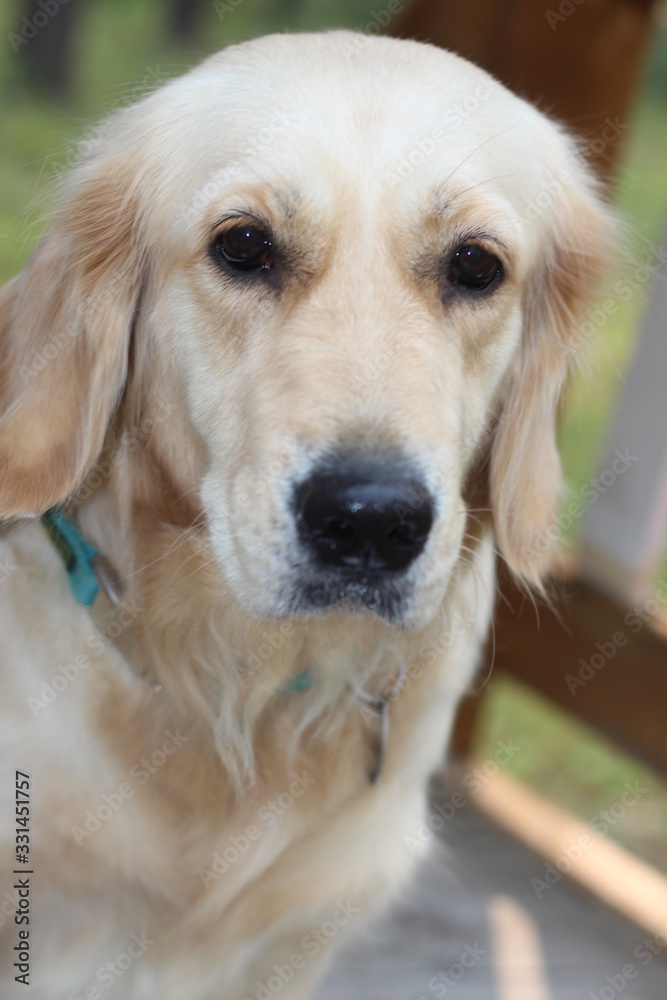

[489,147,615,588]
[0,155,149,520]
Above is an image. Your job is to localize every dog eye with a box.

[447,243,502,291]
[213,225,274,272]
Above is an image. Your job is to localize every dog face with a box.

[0,33,611,630]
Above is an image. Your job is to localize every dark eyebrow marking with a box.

[207,183,302,238]
[208,208,274,240]
[456,228,510,255]
[275,188,301,220]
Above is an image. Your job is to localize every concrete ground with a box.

[315,773,667,1000]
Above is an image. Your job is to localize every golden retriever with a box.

[0,30,612,1000]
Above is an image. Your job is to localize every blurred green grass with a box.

[1,0,666,868]
[0,0,387,278]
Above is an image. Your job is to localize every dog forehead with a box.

[181,33,534,169]
[148,32,564,244]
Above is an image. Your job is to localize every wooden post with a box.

[390,0,655,178]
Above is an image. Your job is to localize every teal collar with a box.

[42,509,103,607]
[41,508,315,695]
[280,671,316,695]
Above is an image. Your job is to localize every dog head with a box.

[0,32,613,631]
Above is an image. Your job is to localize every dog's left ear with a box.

[0,156,148,519]
[489,149,615,587]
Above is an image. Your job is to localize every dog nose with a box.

[296,467,433,572]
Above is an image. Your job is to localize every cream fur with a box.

[0,31,612,1000]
